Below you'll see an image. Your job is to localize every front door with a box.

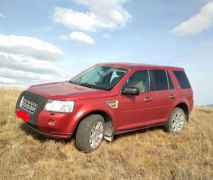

[117,70,154,131]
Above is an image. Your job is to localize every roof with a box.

[98,62,184,71]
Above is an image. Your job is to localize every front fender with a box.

[66,100,115,134]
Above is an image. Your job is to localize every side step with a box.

[104,135,113,142]
[104,129,114,142]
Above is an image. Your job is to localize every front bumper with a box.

[16,109,73,139]
[24,122,72,139]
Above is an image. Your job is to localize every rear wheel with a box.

[75,114,105,153]
[165,107,186,133]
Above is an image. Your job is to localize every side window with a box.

[149,70,168,91]
[167,72,174,90]
[173,71,191,89]
[125,71,149,93]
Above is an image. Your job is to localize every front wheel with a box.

[75,114,105,153]
[165,107,186,133]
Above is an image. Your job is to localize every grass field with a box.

[0,88,213,180]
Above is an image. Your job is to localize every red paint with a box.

[16,110,30,123]
[16,63,193,139]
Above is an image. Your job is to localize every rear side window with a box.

[173,71,191,89]
[149,70,168,91]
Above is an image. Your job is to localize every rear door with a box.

[143,69,176,125]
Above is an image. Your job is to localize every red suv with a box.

[16,63,193,152]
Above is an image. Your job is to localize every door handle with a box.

[144,97,152,102]
[169,94,176,99]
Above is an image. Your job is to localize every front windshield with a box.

[70,66,127,90]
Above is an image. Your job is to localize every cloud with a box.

[0,34,63,61]
[69,32,95,45]
[0,52,65,75]
[173,2,213,36]
[0,34,67,86]
[54,8,98,32]
[0,13,6,19]
[0,77,16,84]
[0,68,52,82]
[54,0,131,32]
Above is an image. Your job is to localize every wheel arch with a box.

[73,110,114,136]
[175,102,190,121]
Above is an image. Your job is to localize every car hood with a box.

[28,82,112,100]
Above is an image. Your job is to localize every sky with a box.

[0,0,213,105]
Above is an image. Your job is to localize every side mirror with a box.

[122,87,140,96]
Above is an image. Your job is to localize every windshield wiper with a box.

[79,82,98,89]
[69,80,95,88]
[69,80,77,84]
[80,82,109,90]
[69,81,108,90]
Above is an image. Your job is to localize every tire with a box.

[75,114,105,153]
[165,107,186,133]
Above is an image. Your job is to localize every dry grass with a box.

[0,88,213,180]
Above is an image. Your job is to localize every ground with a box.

[0,88,212,180]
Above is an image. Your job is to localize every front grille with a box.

[20,97,38,114]
[16,91,47,123]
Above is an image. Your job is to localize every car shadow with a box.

[114,126,165,141]
[20,123,165,144]
[20,123,72,144]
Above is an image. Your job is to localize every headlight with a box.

[45,100,75,113]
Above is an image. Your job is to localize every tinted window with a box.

[149,70,168,91]
[125,71,149,93]
[173,71,191,89]
[167,72,174,90]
